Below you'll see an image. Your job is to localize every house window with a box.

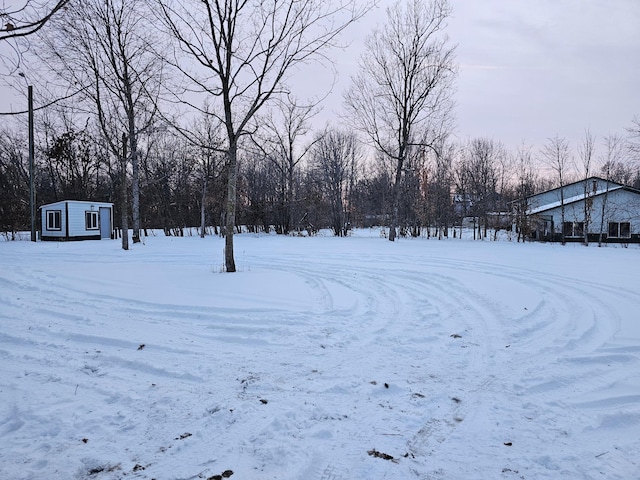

[608,222,631,238]
[85,211,99,230]
[563,221,584,237]
[46,210,62,231]
[573,222,584,237]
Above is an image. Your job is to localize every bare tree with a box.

[627,116,640,155]
[0,128,29,238]
[1,1,69,42]
[452,146,470,239]
[0,2,67,98]
[242,150,277,233]
[253,97,319,234]
[197,133,225,239]
[578,129,596,245]
[310,128,360,236]
[598,134,626,246]
[155,0,369,271]
[350,159,393,229]
[463,138,505,240]
[39,0,163,244]
[344,0,456,241]
[512,143,537,242]
[176,110,226,238]
[120,132,129,250]
[397,141,432,238]
[542,135,572,244]
[429,140,455,239]
[626,117,640,185]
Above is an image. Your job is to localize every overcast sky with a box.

[317,0,640,151]
[2,0,639,153]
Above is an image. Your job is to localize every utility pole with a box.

[28,85,36,242]
[121,132,129,251]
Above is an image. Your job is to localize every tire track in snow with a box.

[2,238,639,479]
[402,254,640,478]
[0,261,248,479]
[251,248,640,478]
[245,252,506,479]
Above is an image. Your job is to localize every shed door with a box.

[99,207,111,239]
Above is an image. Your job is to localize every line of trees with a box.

[3,115,639,240]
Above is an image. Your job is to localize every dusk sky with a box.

[2,0,639,153]
[447,0,640,149]
[320,0,640,151]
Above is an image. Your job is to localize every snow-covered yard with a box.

[1,231,639,479]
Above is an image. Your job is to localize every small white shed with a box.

[40,200,114,241]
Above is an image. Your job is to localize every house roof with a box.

[531,176,625,199]
[513,176,640,215]
[527,186,625,214]
[510,177,628,204]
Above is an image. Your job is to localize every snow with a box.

[1,230,639,479]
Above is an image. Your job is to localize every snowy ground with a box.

[1,230,639,480]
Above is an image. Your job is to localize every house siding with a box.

[515,177,640,243]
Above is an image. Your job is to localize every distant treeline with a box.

[2,122,639,240]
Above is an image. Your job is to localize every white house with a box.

[515,177,640,243]
[40,200,114,241]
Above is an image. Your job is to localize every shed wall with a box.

[67,202,101,238]
[41,202,67,239]
[40,201,113,240]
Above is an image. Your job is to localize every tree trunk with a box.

[560,191,566,245]
[287,164,294,234]
[225,140,238,272]
[583,185,590,246]
[124,84,141,244]
[121,133,129,251]
[598,180,610,247]
[200,172,208,238]
[131,144,140,243]
[389,155,404,242]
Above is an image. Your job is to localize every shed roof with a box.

[40,200,114,209]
